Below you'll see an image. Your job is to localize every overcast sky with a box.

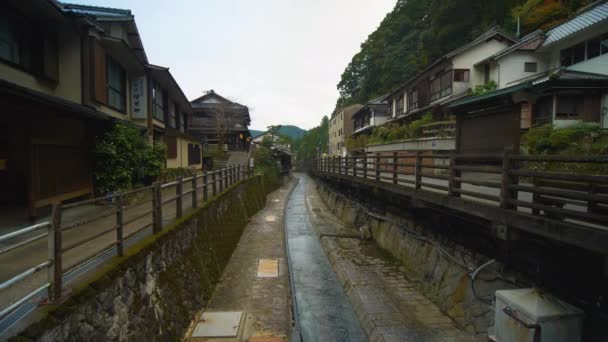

[73,0,395,130]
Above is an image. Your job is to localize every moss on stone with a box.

[12,173,283,342]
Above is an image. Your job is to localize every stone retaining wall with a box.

[11,175,280,342]
[314,180,515,337]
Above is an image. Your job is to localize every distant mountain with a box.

[249,125,307,140]
[249,129,264,138]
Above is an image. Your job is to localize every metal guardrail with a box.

[0,164,253,322]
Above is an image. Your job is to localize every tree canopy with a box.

[335,0,590,113]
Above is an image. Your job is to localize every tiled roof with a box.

[542,1,608,47]
[59,2,133,19]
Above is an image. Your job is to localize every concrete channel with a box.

[284,177,367,342]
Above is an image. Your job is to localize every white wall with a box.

[497,52,547,88]
[452,39,510,88]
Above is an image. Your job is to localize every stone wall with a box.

[11,175,280,342]
[314,180,515,338]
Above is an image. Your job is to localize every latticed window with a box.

[153,83,164,121]
[107,57,126,112]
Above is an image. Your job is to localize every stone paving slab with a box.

[303,174,478,342]
[184,177,297,342]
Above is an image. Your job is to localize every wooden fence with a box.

[314,153,608,230]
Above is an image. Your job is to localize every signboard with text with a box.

[131,77,147,119]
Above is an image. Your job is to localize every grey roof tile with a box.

[542,2,608,47]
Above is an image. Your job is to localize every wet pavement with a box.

[184,178,295,342]
[285,177,367,342]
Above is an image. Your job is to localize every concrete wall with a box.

[314,182,513,337]
[9,175,280,341]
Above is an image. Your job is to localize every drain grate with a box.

[257,259,279,277]
[192,311,243,338]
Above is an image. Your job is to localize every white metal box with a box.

[493,288,584,342]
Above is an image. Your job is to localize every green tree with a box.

[94,122,167,194]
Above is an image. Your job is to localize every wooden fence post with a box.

[338,156,342,175]
[116,193,124,257]
[415,151,422,190]
[500,149,515,210]
[48,203,63,302]
[152,182,162,233]
[176,177,183,218]
[192,175,198,209]
[212,171,217,196]
[237,164,241,181]
[448,153,461,197]
[218,170,224,192]
[353,156,357,177]
[375,154,381,181]
[363,155,368,179]
[393,152,398,184]
[203,172,209,202]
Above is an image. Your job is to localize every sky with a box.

[72,0,396,130]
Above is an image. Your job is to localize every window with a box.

[440,71,452,97]
[560,34,608,67]
[397,97,404,114]
[431,70,452,101]
[588,37,601,59]
[152,83,164,121]
[408,88,418,111]
[168,102,177,128]
[524,62,537,73]
[0,14,20,64]
[454,69,470,82]
[572,43,586,64]
[556,95,584,120]
[179,112,186,133]
[107,57,126,112]
[484,64,490,83]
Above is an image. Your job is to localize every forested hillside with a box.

[293,116,329,160]
[335,0,591,112]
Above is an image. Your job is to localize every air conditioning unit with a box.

[491,288,584,342]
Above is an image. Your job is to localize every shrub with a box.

[471,81,497,96]
[522,122,608,175]
[367,112,435,145]
[94,122,167,194]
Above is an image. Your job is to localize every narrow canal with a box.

[284,177,367,342]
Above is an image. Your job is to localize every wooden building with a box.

[0,1,201,219]
[190,90,251,151]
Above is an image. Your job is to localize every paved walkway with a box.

[184,177,296,342]
[302,174,478,342]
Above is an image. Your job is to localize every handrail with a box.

[0,222,50,243]
[314,153,608,230]
[0,163,254,323]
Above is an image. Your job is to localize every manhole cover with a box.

[192,311,243,337]
[257,259,279,277]
[265,215,277,222]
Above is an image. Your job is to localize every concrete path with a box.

[285,177,366,342]
[302,174,477,342]
[184,177,296,342]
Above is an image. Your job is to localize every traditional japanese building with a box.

[190,90,252,152]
